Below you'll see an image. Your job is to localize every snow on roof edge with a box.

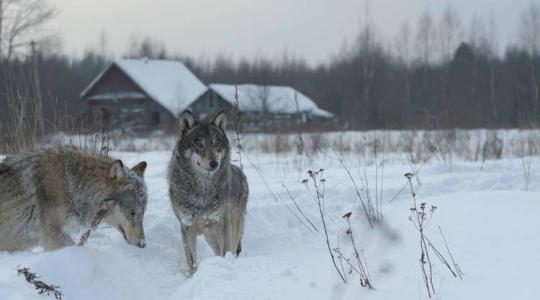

[208,83,334,117]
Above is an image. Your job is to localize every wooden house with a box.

[80,58,207,133]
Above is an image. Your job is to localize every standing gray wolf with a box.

[0,147,148,251]
[168,111,248,276]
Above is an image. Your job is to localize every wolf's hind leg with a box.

[181,224,198,277]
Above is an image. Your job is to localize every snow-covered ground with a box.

[0,149,539,300]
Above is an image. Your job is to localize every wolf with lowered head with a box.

[169,111,248,276]
[0,147,148,251]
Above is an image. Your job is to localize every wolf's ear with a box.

[109,160,125,181]
[132,161,147,177]
[179,110,195,136]
[212,111,227,131]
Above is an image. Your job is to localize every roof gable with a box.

[81,59,208,116]
[81,64,147,98]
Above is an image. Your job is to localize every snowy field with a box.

[0,144,539,299]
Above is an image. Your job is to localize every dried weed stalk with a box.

[342,212,374,288]
[17,266,63,300]
[405,172,463,298]
[232,85,244,170]
[303,169,347,283]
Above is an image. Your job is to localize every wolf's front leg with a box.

[236,240,242,256]
[40,222,75,250]
[181,224,198,277]
[224,207,245,256]
[204,221,225,256]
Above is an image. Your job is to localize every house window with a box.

[151,111,160,125]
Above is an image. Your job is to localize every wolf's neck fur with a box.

[62,151,115,226]
[171,146,232,213]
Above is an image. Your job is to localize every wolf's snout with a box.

[209,160,219,170]
[137,241,146,248]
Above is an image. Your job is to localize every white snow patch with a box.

[0,149,539,299]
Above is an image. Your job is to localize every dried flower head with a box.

[342,212,352,219]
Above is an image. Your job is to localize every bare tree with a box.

[437,5,462,127]
[519,3,540,57]
[518,3,540,124]
[394,20,413,124]
[98,30,110,59]
[416,9,435,66]
[415,9,437,126]
[395,20,412,65]
[485,14,499,59]
[124,35,167,59]
[0,0,58,61]
[487,14,499,121]
[468,15,491,56]
[438,4,461,63]
[355,0,379,127]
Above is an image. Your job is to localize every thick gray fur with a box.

[0,147,148,251]
[168,111,249,276]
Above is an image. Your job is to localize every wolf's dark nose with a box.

[209,160,219,170]
[137,241,146,248]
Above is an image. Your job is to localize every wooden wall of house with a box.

[86,99,177,133]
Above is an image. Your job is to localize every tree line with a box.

[1,2,540,136]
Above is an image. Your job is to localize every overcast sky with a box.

[50,0,530,64]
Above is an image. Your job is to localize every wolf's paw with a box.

[224,251,237,263]
[182,264,197,278]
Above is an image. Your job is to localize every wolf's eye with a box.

[129,209,135,217]
[214,141,221,149]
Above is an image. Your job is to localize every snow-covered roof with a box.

[208,84,333,118]
[81,58,207,116]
